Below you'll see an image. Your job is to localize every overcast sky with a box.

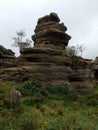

[0,0,98,59]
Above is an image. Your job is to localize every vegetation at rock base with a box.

[0,12,98,130]
[0,80,98,130]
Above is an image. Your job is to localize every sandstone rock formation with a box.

[32,12,71,49]
[0,45,16,68]
[92,57,98,81]
[70,56,94,94]
[15,12,72,85]
[0,13,95,94]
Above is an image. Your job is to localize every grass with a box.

[0,80,98,130]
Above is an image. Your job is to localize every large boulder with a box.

[70,56,95,93]
[70,69,94,81]
[0,45,15,59]
[72,81,94,94]
[0,45,16,68]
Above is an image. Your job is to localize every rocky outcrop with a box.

[70,56,94,94]
[92,57,98,81]
[0,45,15,59]
[0,45,16,68]
[32,12,71,50]
[0,13,95,94]
[8,12,71,86]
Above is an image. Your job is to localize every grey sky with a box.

[0,0,98,59]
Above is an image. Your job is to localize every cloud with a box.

[0,0,98,59]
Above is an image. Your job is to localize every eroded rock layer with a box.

[0,13,95,93]
[15,13,72,86]
[70,56,94,94]
[32,12,71,50]
[0,45,16,68]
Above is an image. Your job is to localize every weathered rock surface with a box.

[0,45,16,68]
[37,13,60,24]
[16,47,72,85]
[72,81,94,94]
[19,48,72,66]
[0,13,96,94]
[92,57,98,81]
[32,12,71,50]
[70,56,94,93]
[70,69,94,81]
[0,45,15,59]
[16,13,72,85]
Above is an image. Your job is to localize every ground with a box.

[0,80,98,130]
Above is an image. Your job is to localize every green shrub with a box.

[18,81,80,101]
[47,85,75,95]
[17,81,43,96]
[24,93,45,106]
[46,85,78,100]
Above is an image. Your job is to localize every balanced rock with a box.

[32,12,71,50]
[15,13,72,85]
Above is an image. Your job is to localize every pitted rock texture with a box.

[70,56,94,94]
[17,47,72,85]
[32,12,71,50]
[0,45,15,59]
[9,13,72,86]
[0,13,95,93]
[0,45,16,68]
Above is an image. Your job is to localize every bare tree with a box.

[66,44,86,57]
[76,44,86,56]
[12,29,32,50]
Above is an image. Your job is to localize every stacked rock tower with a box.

[17,13,72,85]
[32,12,71,49]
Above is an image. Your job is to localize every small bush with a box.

[17,81,80,101]
[17,81,43,96]
[24,93,45,106]
[46,85,78,100]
